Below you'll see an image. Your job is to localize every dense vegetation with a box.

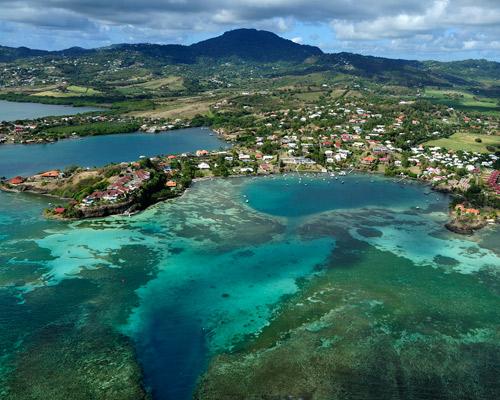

[43,121,141,137]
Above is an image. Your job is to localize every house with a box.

[198,162,210,170]
[240,167,254,173]
[166,180,177,188]
[281,157,316,165]
[9,176,24,185]
[362,156,376,165]
[135,170,150,181]
[239,154,251,161]
[102,190,121,202]
[41,170,60,178]
[455,204,480,215]
[54,207,66,214]
[84,191,105,204]
[196,150,209,157]
[465,208,480,215]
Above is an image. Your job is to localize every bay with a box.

[0,128,228,178]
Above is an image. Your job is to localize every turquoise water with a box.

[0,175,498,399]
[0,100,102,122]
[0,128,227,177]
[243,173,442,216]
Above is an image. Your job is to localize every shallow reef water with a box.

[0,174,498,400]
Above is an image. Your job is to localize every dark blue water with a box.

[133,290,209,400]
[0,128,228,177]
[0,100,102,122]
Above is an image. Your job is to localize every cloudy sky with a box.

[1,0,499,60]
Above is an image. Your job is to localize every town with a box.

[2,88,498,233]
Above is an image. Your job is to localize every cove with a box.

[242,173,449,217]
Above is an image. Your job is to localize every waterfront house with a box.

[9,176,24,185]
[41,170,61,178]
[362,156,376,165]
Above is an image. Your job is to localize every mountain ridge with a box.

[0,29,323,63]
[1,28,499,87]
[1,28,498,66]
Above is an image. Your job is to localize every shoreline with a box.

[2,169,495,235]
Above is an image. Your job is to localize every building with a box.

[9,176,24,185]
[40,170,60,178]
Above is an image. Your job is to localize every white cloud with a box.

[0,0,498,60]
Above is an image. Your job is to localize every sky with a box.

[0,0,499,61]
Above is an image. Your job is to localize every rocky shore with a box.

[445,217,489,235]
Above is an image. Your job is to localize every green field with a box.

[425,132,500,153]
[423,88,500,114]
[33,85,101,97]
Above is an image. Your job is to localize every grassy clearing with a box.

[131,96,215,119]
[116,76,185,96]
[292,91,324,102]
[425,132,500,153]
[131,76,184,90]
[32,85,101,97]
[423,88,500,114]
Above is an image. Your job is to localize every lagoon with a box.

[0,128,228,177]
[0,100,102,122]
[0,175,498,399]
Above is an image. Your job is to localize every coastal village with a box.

[1,91,499,233]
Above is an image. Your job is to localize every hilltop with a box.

[0,29,323,63]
